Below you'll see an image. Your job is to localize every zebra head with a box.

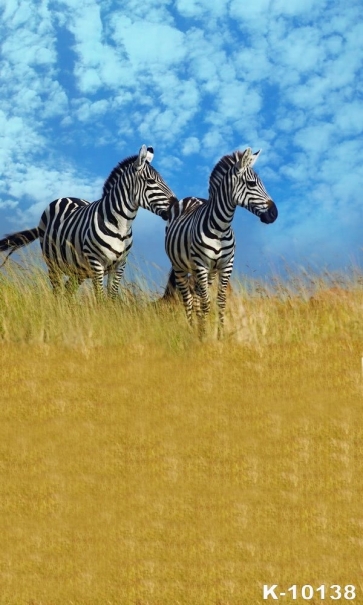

[133,145,177,220]
[232,148,278,224]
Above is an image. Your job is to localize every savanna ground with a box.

[1,254,363,604]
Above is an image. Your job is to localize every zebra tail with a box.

[0,227,39,268]
[0,227,39,252]
[160,268,181,302]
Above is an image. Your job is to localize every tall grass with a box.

[1,254,362,350]
[1,256,363,604]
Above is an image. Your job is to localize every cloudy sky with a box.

[0,0,362,287]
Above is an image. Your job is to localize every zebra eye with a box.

[246,180,257,188]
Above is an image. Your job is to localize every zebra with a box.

[0,145,177,299]
[159,265,233,304]
[164,147,278,338]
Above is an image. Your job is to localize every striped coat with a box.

[165,148,278,337]
[0,146,176,298]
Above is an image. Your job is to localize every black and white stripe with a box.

[0,146,176,298]
[165,148,278,337]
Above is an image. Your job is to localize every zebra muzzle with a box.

[260,201,278,224]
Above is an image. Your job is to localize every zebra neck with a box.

[100,192,137,235]
[204,193,236,235]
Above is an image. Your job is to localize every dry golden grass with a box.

[1,259,363,604]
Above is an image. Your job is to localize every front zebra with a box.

[0,145,176,299]
[165,147,278,338]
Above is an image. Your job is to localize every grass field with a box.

[1,259,363,604]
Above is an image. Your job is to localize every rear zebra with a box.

[0,146,176,299]
[165,148,278,338]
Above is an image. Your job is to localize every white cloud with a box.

[6,164,104,227]
[229,0,271,22]
[137,105,195,144]
[182,137,200,155]
[0,0,66,136]
[106,0,174,25]
[277,27,324,73]
[217,82,262,121]
[335,101,363,137]
[74,98,110,122]
[324,34,344,55]
[2,30,56,66]
[0,0,362,279]
[157,73,200,111]
[285,77,330,113]
[233,45,272,83]
[0,110,46,167]
[275,112,306,134]
[176,0,227,18]
[273,0,325,17]
[184,28,223,90]
[2,0,35,28]
[0,200,18,210]
[73,67,101,94]
[111,18,186,69]
[202,130,227,154]
[130,74,201,144]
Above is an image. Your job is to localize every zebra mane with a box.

[208,151,245,197]
[102,155,156,197]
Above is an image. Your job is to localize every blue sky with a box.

[0,0,362,288]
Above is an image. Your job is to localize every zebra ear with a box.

[250,149,261,166]
[135,145,154,170]
[237,148,261,173]
[146,146,154,163]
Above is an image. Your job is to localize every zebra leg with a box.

[65,274,83,297]
[48,266,62,295]
[208,269,217,287]
[217,266,233,339]
[107,260,126,300]
[92,276,105,301]
[194,268,210,338]
[160,268,180,302]
[174,270,194,326]
[90,263,105,302]
[84,256,105,301]
[193,290,201,324]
